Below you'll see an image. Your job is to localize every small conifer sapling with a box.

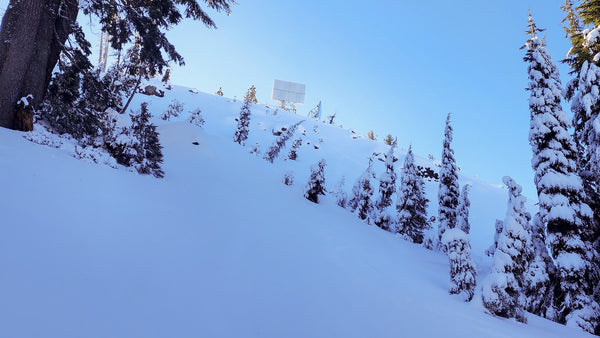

[304,160,327,203]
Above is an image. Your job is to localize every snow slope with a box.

[0,83,591,337]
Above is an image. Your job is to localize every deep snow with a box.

[0,83,591,337]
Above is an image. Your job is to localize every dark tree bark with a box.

[0,0,78,130]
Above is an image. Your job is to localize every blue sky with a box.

[166,1,575,199]
[0,1,575,198]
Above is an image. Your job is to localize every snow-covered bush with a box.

[23,124,64,148]
[73,145,119,169]
[282,171,294,186]
[332,177,348,208]
[161,100,184,121]
[187,108,205,127]
[249,142,261,156]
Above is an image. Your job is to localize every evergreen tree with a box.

[264,121,303,163]
[373,145,397,231]
[0,0,234,131]
[42,46,139,143]
[307,101,322,120]
[561,1,591,77]
[396,146,430,243]
[161,68,172,89]
[304,159,327,203]
[383,134,397,146]
[233,91,253,146]
[349,160,375,223]
[327,112,336,125]
[332,176,349,208]
[482,177,531,323]
[524,212,557,319]
[243,85,258,104]
[485,219,504,257]
[288,138,302,160]
[525,14,600,333]
[442,228,477,302]
[456,184,472,234]
[367,130,376,141]
[437,113,460,252]
[216,87,224,96]
[565,0,600,270]
[129,102,164,178]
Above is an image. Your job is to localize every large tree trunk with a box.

[0,0,78,131]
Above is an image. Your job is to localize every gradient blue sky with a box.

[0,1,575,198]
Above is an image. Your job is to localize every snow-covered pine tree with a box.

[437,113,460,252]
[525,13,600,333]
[243,85,258,104]
[524,212,556,319]
[485,219,504,257]
[42,47,139,144]
[304,159,327,203]
[130,102,164,178]
[378,145,397,209]
[332,176,349,208]
[486,220,502,256]
[482,177,532,323]
[264,121,304,163]
[349,160,375,223]
[564,1,600,257]
[288,138,302,160]
[396,145,429,243]
[373,145,397,231]
[442,228,477,302]
[233,90,252,146]
[456,184,472,234]
[307,101,322,120]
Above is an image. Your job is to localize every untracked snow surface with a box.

[0,83,592,337]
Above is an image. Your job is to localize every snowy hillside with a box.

[0,82,590,337]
